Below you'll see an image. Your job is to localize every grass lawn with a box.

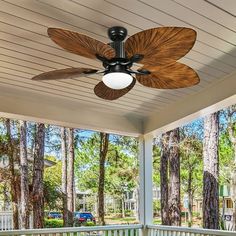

[105,217,138,224]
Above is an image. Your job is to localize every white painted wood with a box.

[0,86,143,137]
[0,0,235,137]
[138,135,153,225]
[147,225,236,236]
[145,70,236,136]
[106,0,236,56]
[0,224,142,235]
[0,211,33,231]
[174,0,236,31]
[207,0,236,17]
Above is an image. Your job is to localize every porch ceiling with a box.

[0,0,235,136]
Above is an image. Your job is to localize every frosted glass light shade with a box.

[102,72,133,89]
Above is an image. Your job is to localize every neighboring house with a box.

[0,155,55,211]
[0,155,55,171]
[76,186,161,216]
[76,189,120,214]
[124,186,160,214]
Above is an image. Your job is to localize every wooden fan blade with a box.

[94,78,136,100]
[32,67,98,81]
[125,27,196,66]
[136,62,200,89]
[48,28,116,60]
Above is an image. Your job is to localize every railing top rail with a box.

[147,224,236,236]
[0,224,143,235]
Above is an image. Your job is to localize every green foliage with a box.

[153,200,161,213]
[180,131,203,198]
[44,219,63,228]
[218,131,234,185]
[153,142,161,186]
[75,133,138,203]
[44,156,62,211]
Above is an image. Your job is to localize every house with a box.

[0,155,55,211]
[76,186,161,217]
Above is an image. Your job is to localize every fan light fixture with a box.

[102,72,133,89]
[32,26,200,100]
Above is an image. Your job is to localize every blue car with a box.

[74,212,96,224]
[47,212,62,219]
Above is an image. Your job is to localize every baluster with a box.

[130,229,134,236]
[150,228,154,236]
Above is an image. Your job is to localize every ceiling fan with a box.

[32,26,200,100]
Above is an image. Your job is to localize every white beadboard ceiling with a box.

[0,0,236,134]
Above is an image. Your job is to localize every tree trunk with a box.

[98,132,109,225]
[168,128,181,226]
[203,112,219,229]
[32,123,45,229]
[160,132,170,225]
[67,128,75,227]
[187,170,193,227]
[5,119,19,229]
[121,195,125,218]
[3,183,9,211]
[19,120,29,229]
[61,127,68,226]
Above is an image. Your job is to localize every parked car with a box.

[74,212,96,224]
[47,212,62,219]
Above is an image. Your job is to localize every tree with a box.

[75,133,138,218]
[160,133,170,225]
[5,119,20,229]
[43,156,62,210]
[61,127,68,226]
[32,123,45,228]
[19,120,29,229]
[228,105,236,161]
[203,112,219,229]
[226,105,236,229]
[180,127,203,227]
[98,132,109,225]
[67,128,75,226]
[168,128,181,226]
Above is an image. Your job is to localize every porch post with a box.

[138,134,153,230]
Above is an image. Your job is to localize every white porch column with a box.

[138,134,153,227]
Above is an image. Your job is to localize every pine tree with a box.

[19,120,29,229]
[168,128,181,226]
[5,119,19,229]
[160,132,170,225]
[203,112,219,229]
[32,123,45,228]
[67,128,75,226]
[61,127,68,226]
[98,132,109,225]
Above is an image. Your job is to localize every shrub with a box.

[124,210,133,217]
[44,219,64,228]
[192,211,200,218]
[85,221,96,226]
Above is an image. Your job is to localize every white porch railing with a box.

[0,212,13,231]
[0,211,33,231]
[0,224,142,236]
[1,224,236,236]
[147,224,236,236]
